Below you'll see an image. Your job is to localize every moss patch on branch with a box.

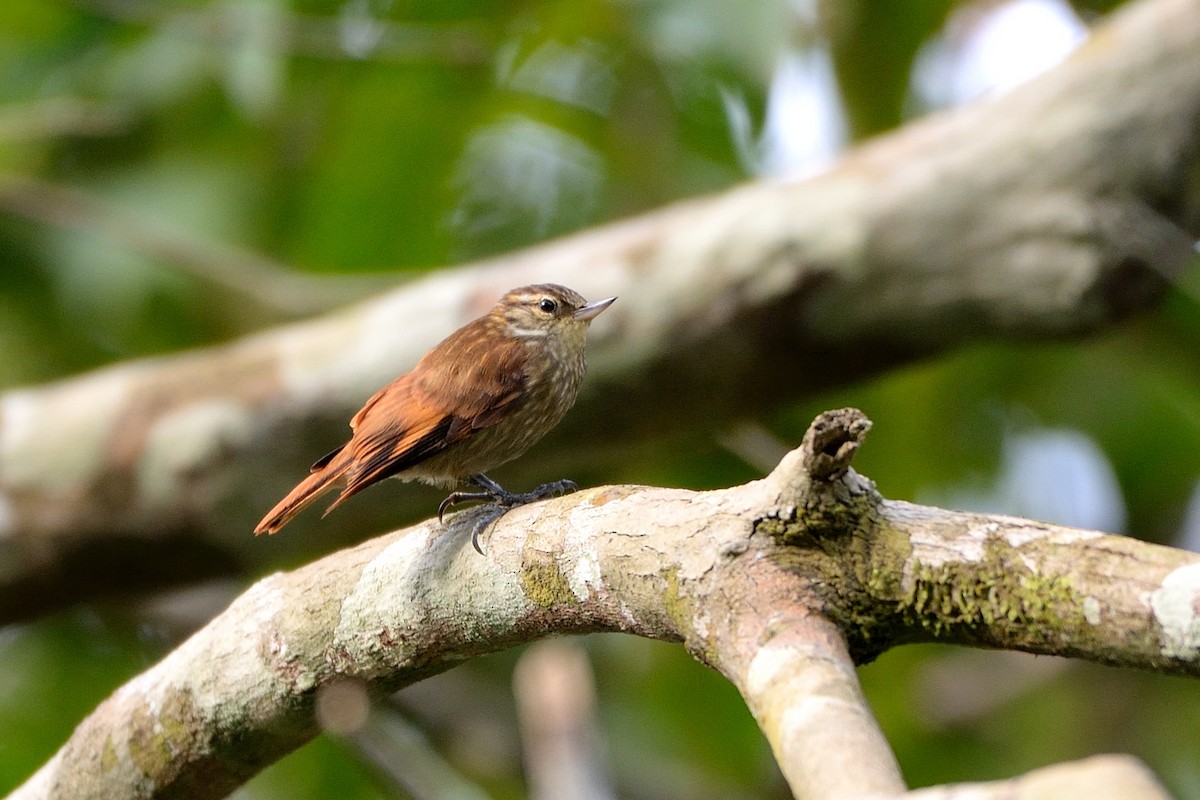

[898,540,1087,646]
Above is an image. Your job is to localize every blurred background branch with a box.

[67,0,492,65]
[0,176,393,316]
[514,641,617,800]
[0,175,395,317]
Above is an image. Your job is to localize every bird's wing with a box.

[325,333,528,509]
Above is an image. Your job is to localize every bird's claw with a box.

[438,489,492,523]
[437,494,457,524]
[468,506,507,555]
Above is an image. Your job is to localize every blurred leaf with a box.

[0,610,163,792]
[821,0,954,137]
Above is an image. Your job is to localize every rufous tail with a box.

[254,449,351,535]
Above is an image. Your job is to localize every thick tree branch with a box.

[10,409,1198,800]
[2,0,1199,619]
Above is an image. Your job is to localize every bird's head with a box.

[495,284,616,345]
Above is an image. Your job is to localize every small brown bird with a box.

[254,283,615,551]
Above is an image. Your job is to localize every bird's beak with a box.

[573,295,617,321]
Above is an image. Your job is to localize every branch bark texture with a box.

[11,409,1199,800]
[2,0,1199,619]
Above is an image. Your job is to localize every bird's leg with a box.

[438,473,579,554]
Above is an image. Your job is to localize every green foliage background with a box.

[1,1,1199,798]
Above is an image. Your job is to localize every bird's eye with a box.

[538,298,558,313]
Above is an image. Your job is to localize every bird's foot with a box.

[488,477,579,507]
[438,474,579,554]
